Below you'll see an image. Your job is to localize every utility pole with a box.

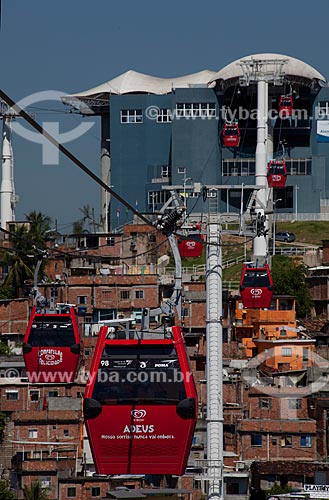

[1,115,16,229]
[206,212,223,500]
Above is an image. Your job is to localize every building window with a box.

[227,483,240,495]
[41,478,51,488]
[64,429,69,437]
[282,347,292,357]
[121,109,143,123]
[182,308,189,317]
[148,190,171,207]
[251,433,262,446]
[48,391,58,397]
[300,435,312,447]
[29,390,40,402]
[120,290,130,300]
[281,435,293,447]
[28,429,38,439]
[78,296,87,305]
[288,399,302,409]
[67,487,76,498]
[259,398,272,409]
[317,101,329,119]
[156,108,172,123]
[161,165,171,178]
[175,102,216,118]
[135,290,144,299]
[84,349,90,356]
[6,390,18,401]
[92,487,101,497]
[106,237,115,246]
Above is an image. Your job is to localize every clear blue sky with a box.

[1,0,328,231]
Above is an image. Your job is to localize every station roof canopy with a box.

[209,53,327,89]
[62,53,327,114]
[62,69,217,113]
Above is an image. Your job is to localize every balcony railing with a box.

[222,158,312,176]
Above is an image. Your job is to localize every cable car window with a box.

[269,165,285,174]
[242,271,271,287]
[226,126,238,135]
[28,317,76,347]
[92,345,187,405]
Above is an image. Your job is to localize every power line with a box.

[0,88,153,228]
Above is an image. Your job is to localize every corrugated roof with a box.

[107,491,146,499]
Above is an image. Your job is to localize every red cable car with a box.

[279,95,293,117]
[239,264,274,309]
[23,306,80,384]
[178,233,204,258]
[222,121,241,147]
[267,159,287,188]
[83,323,198,475]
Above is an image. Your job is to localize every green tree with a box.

[0,480,16,500]
[23,480,50,500]
[272,255,313,318]
[0,341,11,356]
[0,212,52,299]
[25,211,52,249]
[72,219,85,234]
[0,226,34,299]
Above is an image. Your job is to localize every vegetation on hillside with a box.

[0,211,52,299]
[272,256,313,318]
[0,481,16,500]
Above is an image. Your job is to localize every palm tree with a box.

[25,211,52,249]
[0,211,52,299]
[23,480,50,500]
[79,204,102,233]
[0,225,34,298]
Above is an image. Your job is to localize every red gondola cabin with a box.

[267,159,287,188]
[279,95,293,117]
[83,322,198,475]
[178,233,204,258]
[23,306,80,384]
[240,264,274,309]
[222,121,241,147]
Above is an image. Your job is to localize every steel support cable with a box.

[0,89,153,228]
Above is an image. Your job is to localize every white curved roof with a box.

[210,53,326,83]
[65,69,217,98]
[63,54,327,106]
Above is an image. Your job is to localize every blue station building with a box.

[65,53,329,228]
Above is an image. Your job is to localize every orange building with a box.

[233,295,316,372]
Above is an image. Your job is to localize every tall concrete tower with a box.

[1,116,16,229]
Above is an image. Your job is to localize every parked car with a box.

[275,231,296,243]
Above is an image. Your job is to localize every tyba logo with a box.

[11,90,95,165]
